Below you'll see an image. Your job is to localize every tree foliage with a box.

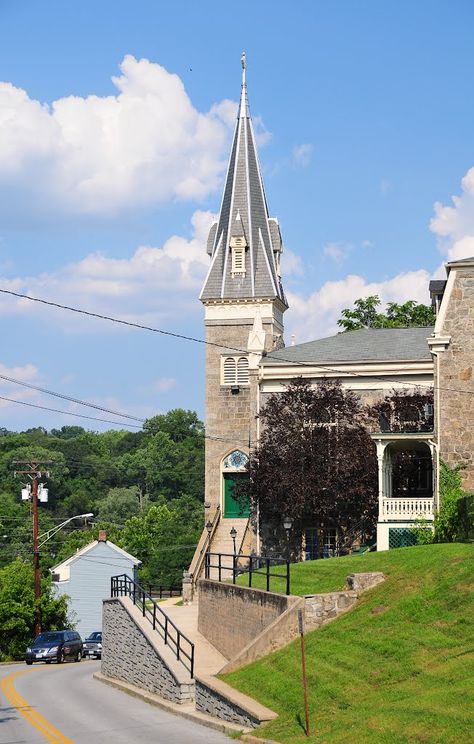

[0,409,205,588]
[0,558,69,660]
[367,388,434,433]
[338,295,435,332]
[435,461,473,542]
[247,379,378,549]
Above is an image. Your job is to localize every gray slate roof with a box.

[263,327,435,365]
[200,70,286,305]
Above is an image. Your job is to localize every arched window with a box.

[221,356,249,385]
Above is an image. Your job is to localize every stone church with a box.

[189,58,474,578]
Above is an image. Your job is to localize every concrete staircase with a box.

[206,518,249,581]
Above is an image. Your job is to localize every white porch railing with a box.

[380,497,434,521]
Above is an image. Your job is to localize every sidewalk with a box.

[164,603,227,676]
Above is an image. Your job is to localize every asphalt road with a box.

[0,660,231,743]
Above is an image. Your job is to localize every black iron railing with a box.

[146,583,182,599]
[111,574,194,678]
[204,552,291,595]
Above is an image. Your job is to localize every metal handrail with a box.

[204,552,291,595]
[111,574,194,678]
[188,505,220,582]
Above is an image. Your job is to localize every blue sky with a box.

[0,0,473,431]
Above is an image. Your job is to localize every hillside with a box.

[223,543,474,744]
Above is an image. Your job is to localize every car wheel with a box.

[26,660,33,665]
[74,650,81,662]
[57,650,65,664]
[45,660,51,664]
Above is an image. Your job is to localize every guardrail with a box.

[204,552,291,595]
[111,574,194,678]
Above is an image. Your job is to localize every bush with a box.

[435,461,473,542]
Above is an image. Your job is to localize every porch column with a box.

[375,440,388,519]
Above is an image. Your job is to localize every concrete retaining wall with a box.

[101,597,194,704]
[198,579,291,661]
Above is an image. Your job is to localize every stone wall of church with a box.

[437,268,474,491]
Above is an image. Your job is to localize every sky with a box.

[0,0,474,432]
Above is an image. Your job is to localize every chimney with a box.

[98,530,107,542]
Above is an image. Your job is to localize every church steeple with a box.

[200,54,287,306]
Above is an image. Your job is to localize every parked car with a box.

[25,630,83,665]
[82,631,102,659]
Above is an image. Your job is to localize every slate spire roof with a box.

[200,54,287,305]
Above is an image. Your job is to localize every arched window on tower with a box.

[221,356,249,385]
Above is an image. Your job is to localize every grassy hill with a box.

[223,543,474,744]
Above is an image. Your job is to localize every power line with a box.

[0,373,145,423]
[0,394,142,429]
[0,287,465,399]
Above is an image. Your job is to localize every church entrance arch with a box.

[222,450,250,518]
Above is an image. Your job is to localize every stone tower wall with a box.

[204,311,281,523]
[438,268,474,491]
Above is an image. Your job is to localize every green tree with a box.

[0,558,69,660]
[97,487,142,523]
[338,295,435,332]
[121,503,201,586]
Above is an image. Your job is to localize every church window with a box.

[230,236,246,276]
[221,356,249,385]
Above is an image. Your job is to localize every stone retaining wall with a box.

[101,597,194,704]
[198,579,290,660]
[304,591,358,628]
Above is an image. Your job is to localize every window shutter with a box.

[237,357,249,384]
[223,357,236,384]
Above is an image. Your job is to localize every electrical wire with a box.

[0,286,468,399]
[0,394,142,429]
[0,373,144,422]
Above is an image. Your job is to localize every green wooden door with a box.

[223,473,250,518]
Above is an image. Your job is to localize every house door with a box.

[223,473,250,518]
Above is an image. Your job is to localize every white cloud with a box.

[323,241,353,264]
[0,363,41,409]
[292,143,313,168]
[0,210,215,330]
[0,55,234,216]
[281,248,304,276]
[154,377,177,393]
[285,269,431,343]
[430,166,474,261]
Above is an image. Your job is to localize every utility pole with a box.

[13,459,52,637]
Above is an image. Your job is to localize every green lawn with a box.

[223,543,474,744]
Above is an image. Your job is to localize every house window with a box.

[221,356,249,385]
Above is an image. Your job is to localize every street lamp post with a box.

[230,526,237,555]
[283,515,294,560]
[38,513,94,548]
[283,516,294,596]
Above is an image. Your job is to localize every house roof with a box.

[50,539,141,572]
[200,55,286,305]
[262,327,435,366]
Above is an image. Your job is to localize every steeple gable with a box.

[200,54,287,306]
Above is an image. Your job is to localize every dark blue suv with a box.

[25,630,83,665]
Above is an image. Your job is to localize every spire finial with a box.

[239,51,249,118]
